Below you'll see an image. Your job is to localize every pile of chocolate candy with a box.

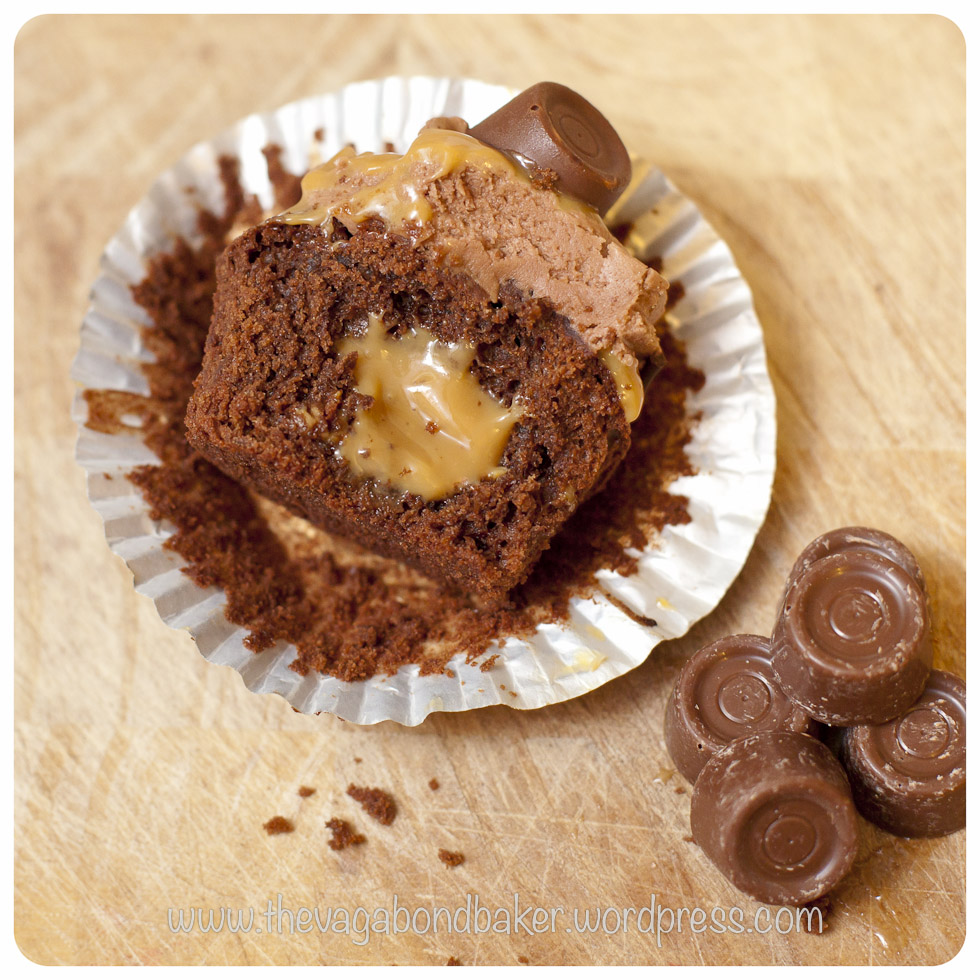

[664,527,966,906]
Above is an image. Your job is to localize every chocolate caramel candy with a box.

[690,732,859,905]
[840,670,965,837]
[771,551,932,726]
[468,81,632,214]
[664,634,817,783]
[783,526,927,602]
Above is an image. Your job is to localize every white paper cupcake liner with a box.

[71,76,776,726]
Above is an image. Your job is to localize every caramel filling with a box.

[599,349,643,423]
[336,314,524,500]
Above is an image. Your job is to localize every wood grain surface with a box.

[14,13,966,967]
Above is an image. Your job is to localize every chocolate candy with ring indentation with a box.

[840,670,965,837]
[664,634,817,783]
[691,731,859,905]
[771,550,932,726]
[781,527,927,607]
[467,82,632,214]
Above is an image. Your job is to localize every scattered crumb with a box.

[313,127,325,141]
[800,897,833,934]
[326,818,366,851]
[674,786,685,795]
[480,655,500,673]
[263,816,294,835]
[682,835,694,844]
[354,757,363,764]
[600,589,659,627]
[438,848,465,868]
[298,786,316,797]
[518,955,530,964]
[347,784,397,825]
[446,669,455,678]
[446,956,462,966]
[429,778,440,791]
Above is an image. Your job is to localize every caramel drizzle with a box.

[279,128,596,232]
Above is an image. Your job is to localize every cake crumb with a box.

[438,848,465,868]
[354,757,363,764]
[800,897,833,934]
[347,784,397,825]
[599,588,658,628]
[429,778,440,791]
[326,818,366,851]
[298,785,316,797]
[446,956,462,966]
[480,654,500,672]
[263,816,294,835]
[518,955,530,964]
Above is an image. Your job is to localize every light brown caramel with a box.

[335,313,524,499]
[599,349,643,423]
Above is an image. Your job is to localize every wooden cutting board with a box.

[14,13,965,966]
